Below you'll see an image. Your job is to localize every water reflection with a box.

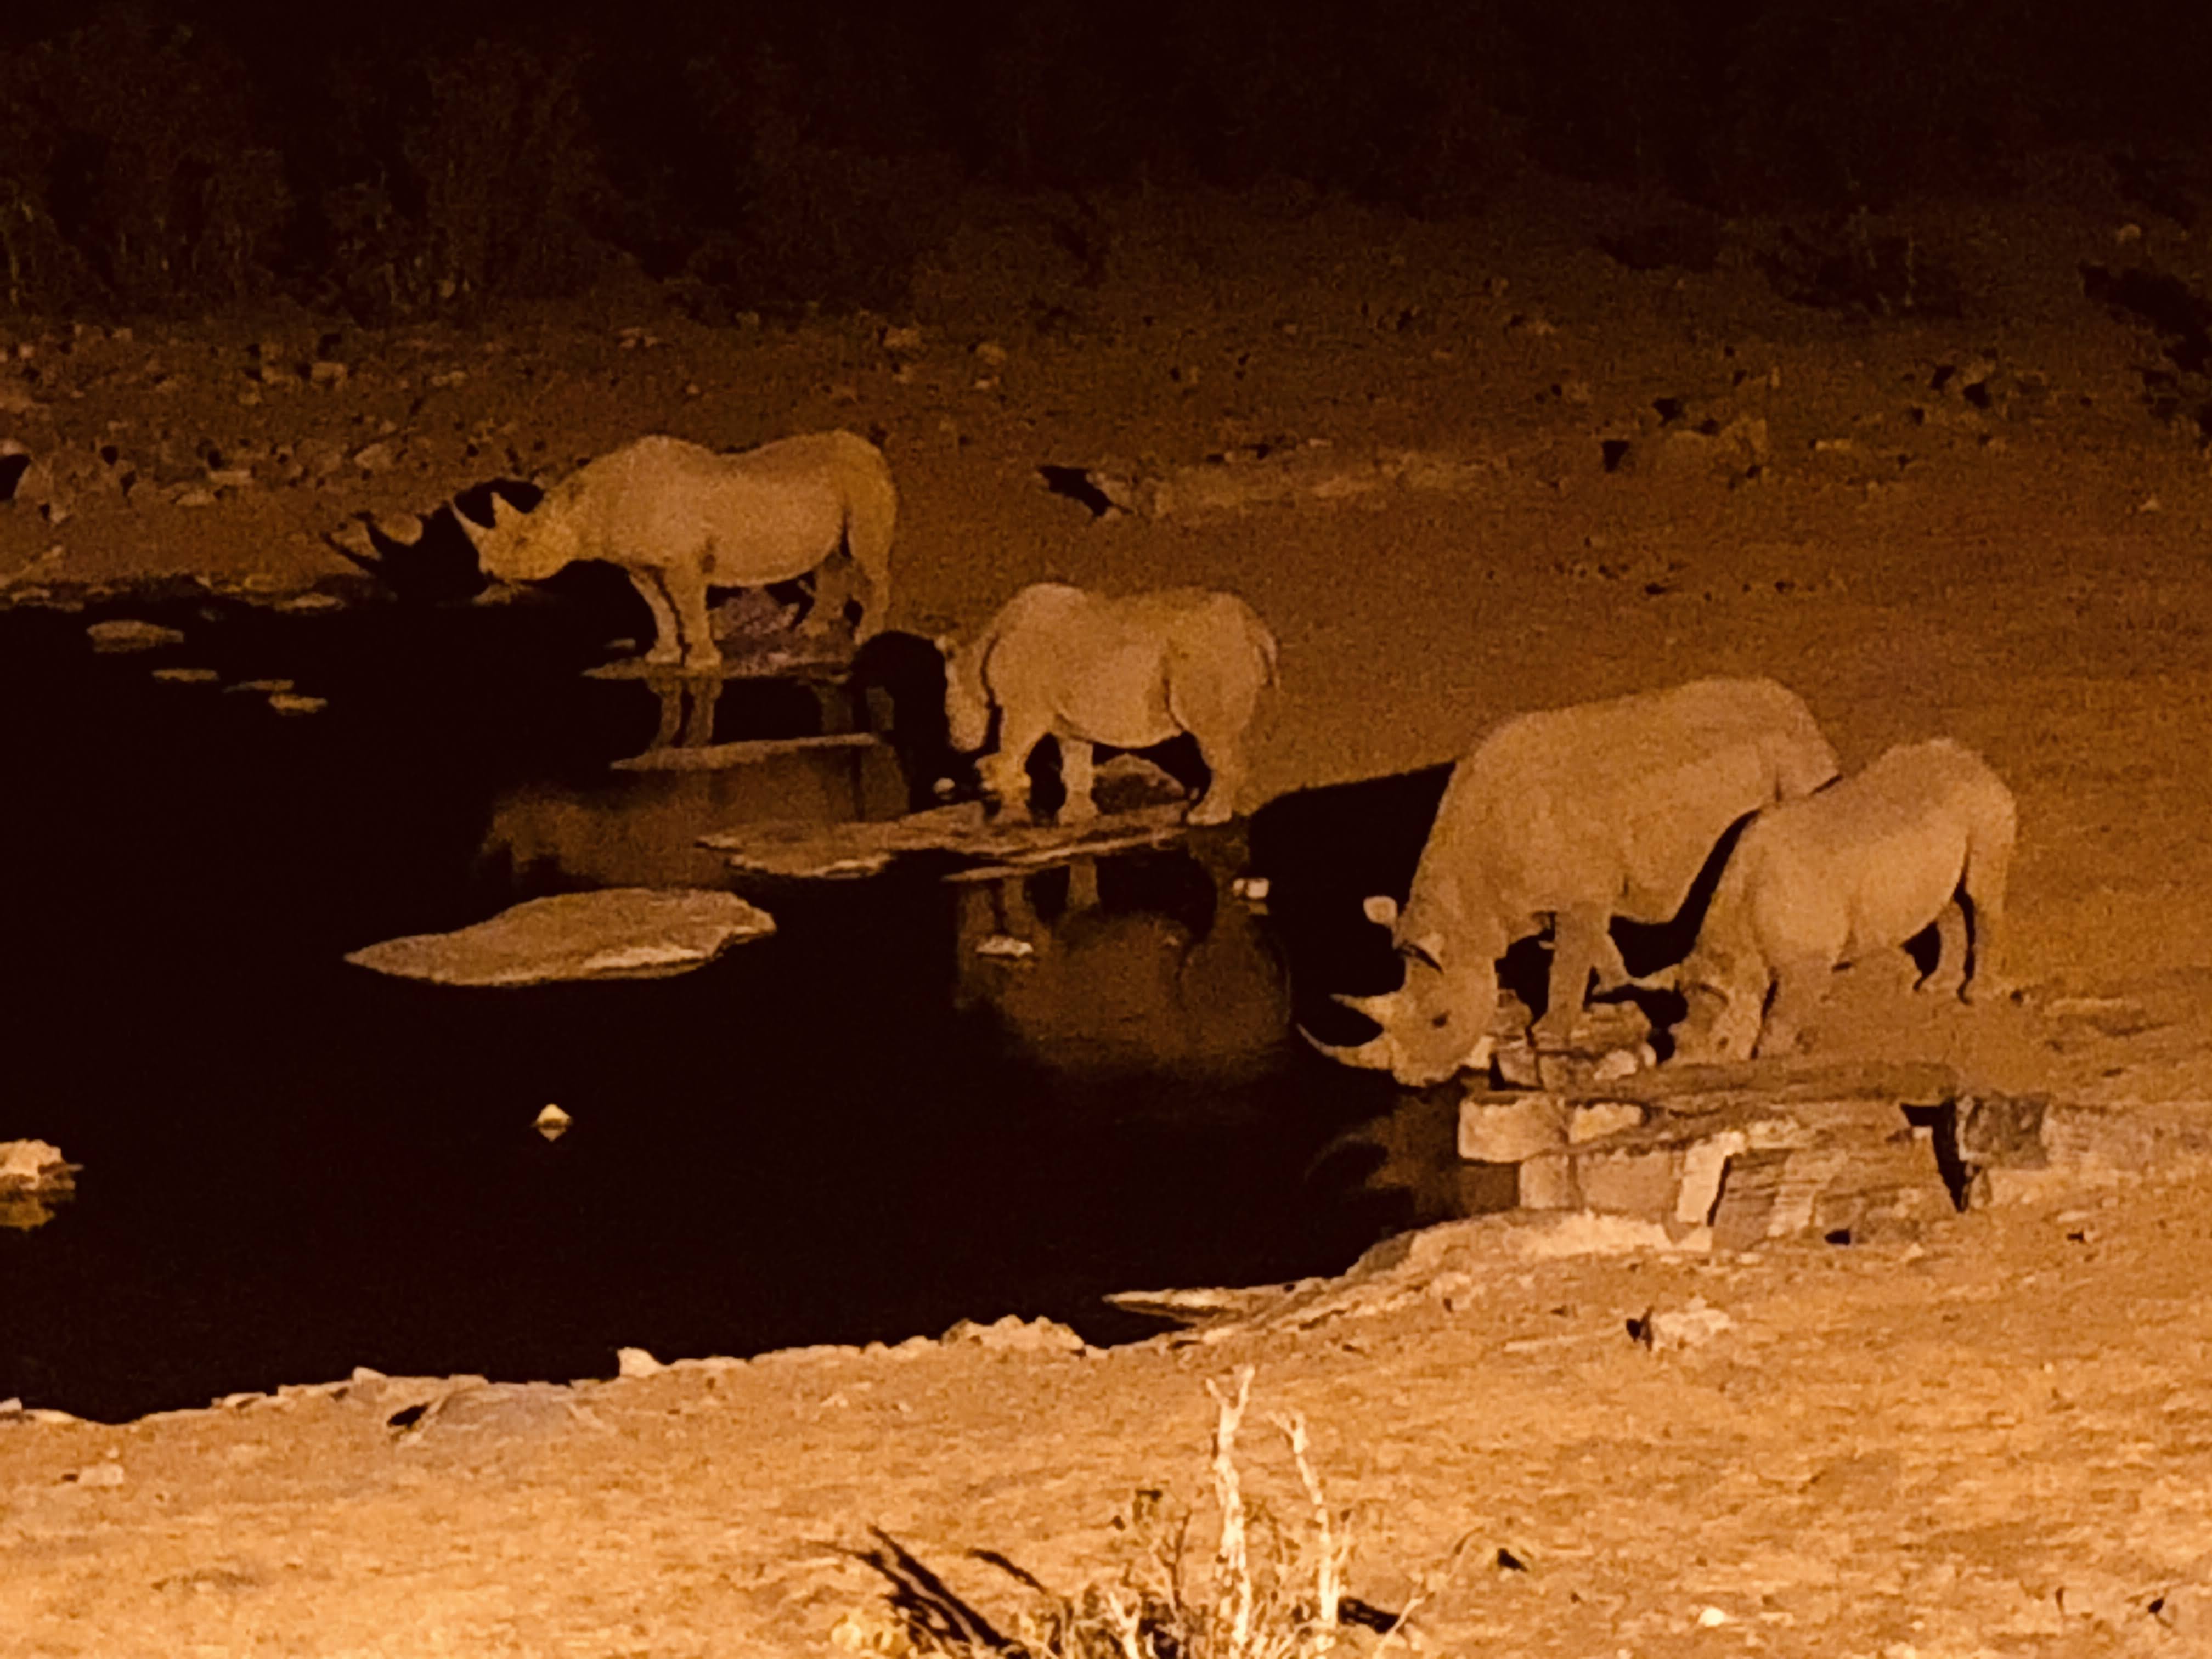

[482,742,912,893]
[952,845,1291,1087]
[1306,1091,1517,1229]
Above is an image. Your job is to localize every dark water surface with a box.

[0,592,1463,1422]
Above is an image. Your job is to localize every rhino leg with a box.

[1754,951,1834,1057]
[1185,736,1245,826]
[981,705,1049,821]
[1535,905,1621,1041]
[1958,814,2015,1004]
[1915,902,1972,996]
[1058,737,1100,822]
[627,571,686,667]
[656,561,721,670]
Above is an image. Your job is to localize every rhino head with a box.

[940,633,995,755]
[455,488,575,583]
[1301,895,1504,1088]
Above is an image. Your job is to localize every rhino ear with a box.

[1400,934,1446,972]
[1362,894,1400,928]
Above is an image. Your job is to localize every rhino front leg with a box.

[1536,905,1620,1042]
[627,571,686,667]
[1057,737,1100,822]
[1754,952,1835,1057]
[657,561,722,671]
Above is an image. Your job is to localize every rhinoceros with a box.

[1674,738,2016,1060]
[1306,676,1839,1086]
[459,431,897,669]
[944,582,1278,826]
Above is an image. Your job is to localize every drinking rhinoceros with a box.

[1305,676,1839,1086]
[1674,737,2016,1060]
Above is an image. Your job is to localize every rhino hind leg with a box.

[1957,805,2017,1003]
[1914,902,1972,996]
[1184,735,1245,827]
[980,704,1049,821]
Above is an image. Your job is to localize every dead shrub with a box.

[840,1368,1474,1658]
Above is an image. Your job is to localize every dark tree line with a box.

[0,0,2204,317]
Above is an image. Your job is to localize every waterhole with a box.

[0,592,1480,1421]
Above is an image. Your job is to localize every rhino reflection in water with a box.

[482,742,911,891]
[954,850,1291,1087]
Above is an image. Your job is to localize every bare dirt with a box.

[7,171,2212,1654]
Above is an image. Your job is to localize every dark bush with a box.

[0,1,2205,318]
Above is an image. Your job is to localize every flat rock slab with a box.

[583,643,850,683]
[344,888,775,986]
[611,732,882,773]
[703,801,1191,881]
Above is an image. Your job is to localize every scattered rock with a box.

[617,1347,665,1379]
[0,1139,75,1191]
[534,1104,573,1142]
[343,887,776,986]
[86,618,185,653]
[150,667,221,685]
[390,1381,605,1447]
[973,934,1035,960]
[267,692,328,715]
[1630,1296,1735,1352]
[940,1315,1088,1355]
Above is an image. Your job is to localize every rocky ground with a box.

[6,163,2212,1654]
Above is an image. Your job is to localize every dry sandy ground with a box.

[5,173,2212,1654]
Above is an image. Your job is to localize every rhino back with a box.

[1405,678,1833,939]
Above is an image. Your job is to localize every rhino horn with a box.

[491,492,530,529]
[1297,1023,1400,1072]
[1331,989,1404,1025]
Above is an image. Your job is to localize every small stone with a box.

[151,667,221,685]
[352,441,396,473]
[616,1347,665,1379]
[534,1104,573,1142]
[974,934,1035,960]
[276,592,345,613]
[268,692,328,716]
[973,339,1008,366]
[882,324,924,353]
[309,359,349,387]
[171,486,218,508]
[70,1460,126,1488]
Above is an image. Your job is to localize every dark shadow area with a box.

[1036,465,1120,520]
